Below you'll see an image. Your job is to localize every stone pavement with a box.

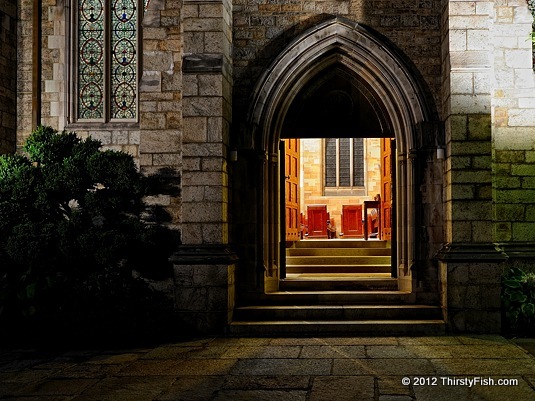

[0,335,534,401]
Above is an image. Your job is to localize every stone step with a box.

[287,248,392,257]
[234,304,442,321]
[255,290,414,305]
[287,255,392,265]
[286,265,391,274]
[227,320,446,336]
[280,277,397,291]
[293,239,389,249]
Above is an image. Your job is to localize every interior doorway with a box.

[280,136,396,282]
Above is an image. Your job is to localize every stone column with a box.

[0,0,17,154]
[170,245,237,333]
[139,0,182,227]
[438,0,506,332]
[181,0,232,246]
[170,0,236,333]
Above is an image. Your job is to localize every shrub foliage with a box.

[0,126,175,344]
[502,267,535,336]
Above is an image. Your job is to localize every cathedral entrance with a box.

[230,17,444,334]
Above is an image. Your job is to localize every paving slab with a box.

[0,335,533,401]
[158,376,225,401]
[230,359,332,376]
[211,389,308,401]
[309,376,374,401]
[222,375,310,390]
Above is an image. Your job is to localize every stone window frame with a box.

[323,137,366,197]
[66,0,143,128]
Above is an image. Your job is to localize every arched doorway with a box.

[246,16,440,296]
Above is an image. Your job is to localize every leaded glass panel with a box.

[338,138,351,187]
[325,138,337,187]
[353,137,364,187]
[78,0,105,119]
[111,0,137,119]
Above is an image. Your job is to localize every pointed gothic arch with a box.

[247,16,440,291]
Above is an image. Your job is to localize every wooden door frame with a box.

[279,141,287,279]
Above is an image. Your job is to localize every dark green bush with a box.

[502,267,535,336]
[0,126,177,346]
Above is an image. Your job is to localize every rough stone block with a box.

[183,142,224,157]
[509,108,535,127]
[451,94,491,114]
[183,31,204,53]
[207,117,224,142]
[495,189,535,203]
[472,155,491,169]
[204,31,225,53]
[450,184,475,200]
[182,201,223,223]
[139,130,181,153]
[449,15,490,30]
[202,157,223,171]
[450,221,473,242]
[153,153,181,166]
[471,221,493,242]
[144,51,174,71]
[181,223,203,245]
[512,222,535,241]
[199,74,223,96]
[467,114,491,140]
[449,2,476,15]
[505,49,533,69]
[451,141,491,157]
[495,150,525,163]
[494,176,521,189]
[450,72,473,95]
[511,163,535,176]
[182,171,223,186]
[522,177,535,188]
[183,18,222,32]
[183,97,223,117]
[183,117,208,142]
[494,127,535,150]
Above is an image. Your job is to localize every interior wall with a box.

[299,138,381,232]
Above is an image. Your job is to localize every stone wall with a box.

[138,0,183,229]
[492,1,535,243]
[232,0,442,139]
[439,0,535,333]
[16,0,32,147]
[0,0,17,154]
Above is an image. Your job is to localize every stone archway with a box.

[247,16,441,293]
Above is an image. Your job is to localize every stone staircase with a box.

[229,240,446,336]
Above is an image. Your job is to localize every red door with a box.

[341,205,363,238]
[307,205,328,238]
[284,139,300,241]
[381,138,393,240]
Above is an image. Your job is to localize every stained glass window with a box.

[77,0,139,121]
[79,0,105,119]
[325,138,364,188]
